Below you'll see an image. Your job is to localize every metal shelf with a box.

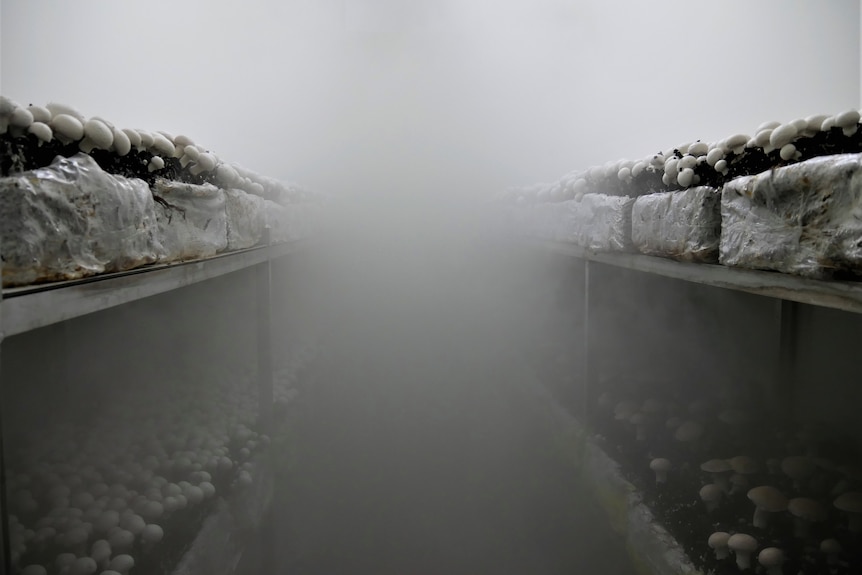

[0,241,307,338]
[533,240,862,314]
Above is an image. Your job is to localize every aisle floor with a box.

[269,321,636,575]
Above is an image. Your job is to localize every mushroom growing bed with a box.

[581,375,862,575]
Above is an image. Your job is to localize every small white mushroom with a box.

[757,547,785,575]
[820,538,842,565]
[769,123,798,148]
[122,128,143,150]
[677,167,695,188]
[714,159,729,174]
[79,118,114,153]
[27,104,51,123]
[148,156,165,173]
[723,134,749,154]
[727,533,758,570]
[833,491,862,532]
[108,553,135,574]
[748,485,788,528]
[190,151,217,175]
[834,108,860,136]
[779,143,797,161]
[150,132,176,157]
[650,458,671,484]
[706,147,724,167]
[49,114,84,143]
[28,121,53,143]
[111,127,131,156]
[707,531,731,560]
[45,102,85,122]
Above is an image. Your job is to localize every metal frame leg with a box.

[773,299,798,423]
[255,228,276,574]
[582,259,593,424]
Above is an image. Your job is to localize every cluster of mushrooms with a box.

[5,369,272,575]
[0,96,311,205]
[594,387,861,575]
[497,107,862,205]
[273,337,320,407]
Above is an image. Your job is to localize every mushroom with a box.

[727,533,758,570]
[701,459,732,492]
[108,554,135,575]
[728,456,759,495]
[141,523,164,544]
[820,538,842,565]
[700,484,724,513]
[90,539,112,569]
[833,491,862,532]
[26,121,52,143]
[49,113,84,144]
[650,458,671,484]
[79,118,114,153]
[834,108,860,136]
[747,485,788,528]
[757,547,785,575]
[21,566,48,575]
[787,497,827,538]
[148,156,165,173]
[707,531,731,560]
[723,134,749,155]
[769,123,798,148]
[630,412,648,441]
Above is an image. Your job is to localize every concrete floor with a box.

[267,318,636,575]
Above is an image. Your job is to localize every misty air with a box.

[2,2,862,575]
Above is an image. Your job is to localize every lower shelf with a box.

[520,373,703,575]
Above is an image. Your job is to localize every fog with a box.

[2,1,861,573]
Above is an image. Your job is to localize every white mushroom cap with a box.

[748,485,788,528]
[28,122,53,143]
[137,129,155,148]
[833,491,862,532]
[820,538,842,564]
[24,105,50,124]
[769,123,798,148]
[707,531,731,560]
[49,114,84,143]
[69,556,98,575]
[108,553,134,574]
[727,533,758,570]
[787,497,827,538]
[80,118,114,153]
[150,132,176,157]
[122,128,143,150]
[756,120,781,132]
[723,134,749,154]
[111,127,131,156]
[834,108,860,136]
[757,547,785,575]
[141,523,164,544]
[45,102,85,122]
[148,156,165,173]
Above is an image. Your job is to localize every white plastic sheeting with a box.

[0,154,164,287]
[224,188,267,251]
[631,187,721,263]
[152,179,229,262]
[720,153,862,278]
[557,194,635,251]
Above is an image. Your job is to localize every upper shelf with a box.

[1,241,306,338]
[533,240,862,314]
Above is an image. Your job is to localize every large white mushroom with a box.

[79,118,114,153]
[747,485,787,528]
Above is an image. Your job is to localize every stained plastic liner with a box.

[153,179,228,262]
[224,188,267,251]
[0,153,164,287]
[720,153,862,278]
[631,187,721,263]
[558,194,635,251]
